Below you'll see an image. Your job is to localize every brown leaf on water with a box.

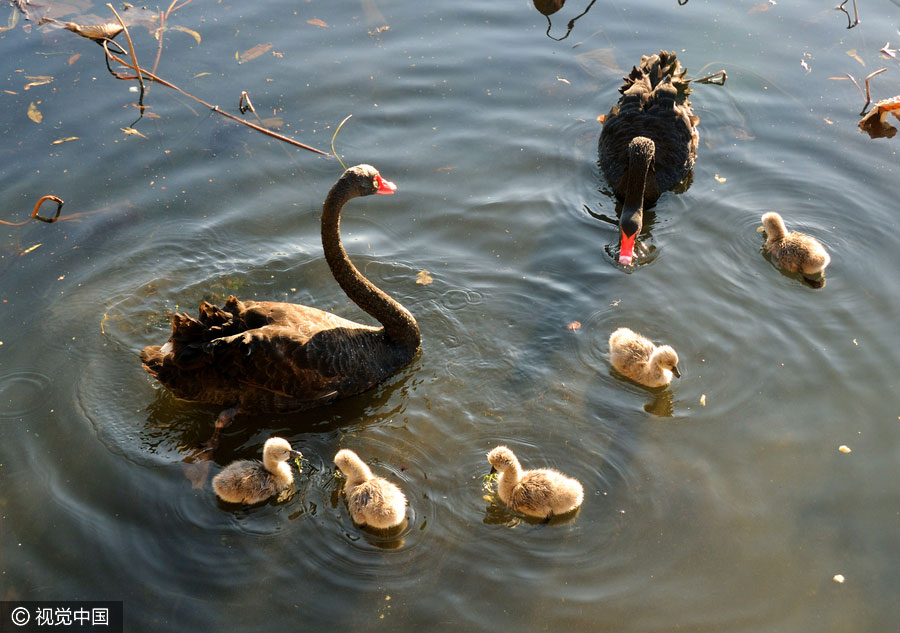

[858,96,900,139]
[51,137,79,145]
[63,21,124,42]
[846,49,865,67]
[238,43,273,64]
[748,3,771,13]
[170,25,201,45]
[24,75,53,90]
[27,101,42,123]
[68,53,81,65]
[566,321,581,331]
[307,18,328,27]
[368,25,389,35]
[415,270,433,285]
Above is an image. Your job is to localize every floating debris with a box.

[839,445,851,453]
[833,574,845,583]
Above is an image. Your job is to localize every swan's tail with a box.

[618,50,691,105]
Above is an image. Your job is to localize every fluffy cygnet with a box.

[760,212,831,276]
[212,437,302,505]
[486,445,584,519]
[334,449,407,530]
[608,327,680,388]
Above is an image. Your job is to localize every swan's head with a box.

[334,448,373,481]
[761,212,787,241]
[487,445,520,474]
[343,164,397,197]
[654,345,681,378]
[263,437,303,463]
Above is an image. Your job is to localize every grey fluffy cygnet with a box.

[760,212,831,277]
[608,327,680,388]
[334,449,408,530]
[486,445,584,519]
[212,437,302,505]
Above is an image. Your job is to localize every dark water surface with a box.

[2,0,899,630]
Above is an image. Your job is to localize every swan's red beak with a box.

[619,230,636,266]
[375,174,397,195]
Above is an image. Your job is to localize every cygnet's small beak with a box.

[290,450,304,459]
[489,466,497,475]
[672,366,681,378]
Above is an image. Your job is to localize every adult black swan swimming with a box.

[598,50,699,265]
[140,165,421,444]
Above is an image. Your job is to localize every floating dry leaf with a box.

[238,43,273,64]
[121,127,148,139]
[846,49,865,67]
[714,173,727,183]
[824,117,834,125]
[63,21,123,42]
[368,25,389,35]
[859,96,900,139]
[566,321,581,331]
[700,394,707,406]
[838,445,852,453]
[24,75,53,90]
[307,18,328,27]
[68,53,81,65]
[748,3,771,13]
[170,25,201,45]
[415,270,433,285]
[51,136,79,145]
[833,574,845,584]
[27,101,42,123]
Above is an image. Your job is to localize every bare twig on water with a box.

[331,115,353,170]
[836,0,860,29]
[0,195,64,226]
[95,35,330,155]
[239,91,256,115]
[858,68,888,115]
[106,4,145,110]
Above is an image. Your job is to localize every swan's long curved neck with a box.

[321,184,421,351]
[618,137,655,264]
[622,136,655,222]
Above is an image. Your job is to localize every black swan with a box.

[140,165,421,445]
[598,51,699,265]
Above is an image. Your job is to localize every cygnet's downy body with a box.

[334,449,407,530]
[608,327,680,388]
[486,445,584,519]
[212,437,302,505]
[760,211,830,278]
